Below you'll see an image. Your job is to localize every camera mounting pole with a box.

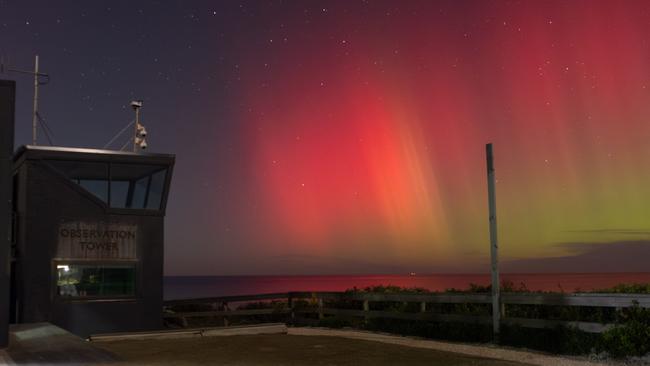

[131,100,147,152]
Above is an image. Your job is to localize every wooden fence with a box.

[163,291,650,335]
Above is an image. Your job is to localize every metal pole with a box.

[31,55,39,146]
[133,107,139,152]
[0,80,16,348]
[486,143,500,340]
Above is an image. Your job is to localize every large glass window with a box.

[132,176,149,209]
[56,263,135,298]
[79,180,109,203]
[47,160,109,204]
[146,169,166,209]
[110,164,167,209]
[46,160,168,210]
[110,181,130,208]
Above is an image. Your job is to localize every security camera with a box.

[137,124,147,137]
[139,140,148,149]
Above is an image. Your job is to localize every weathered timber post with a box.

[317,298,324,320]
[288,293,295,324]
[0,80,15,348]
[363,299,369,323]
[486,143,501,340]
[223,301,229,326]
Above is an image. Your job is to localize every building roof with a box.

[14,145,175,167]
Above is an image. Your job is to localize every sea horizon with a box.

[163,272,650,300]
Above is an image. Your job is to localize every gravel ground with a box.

[96,333,531,366]
[287,327,640,366]
[93,326,650,366]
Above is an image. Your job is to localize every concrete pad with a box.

[0,350,12,365]
[90,328,202,342]
[201,323,287,337]
[90,323,287,342]
[4,322,120,365]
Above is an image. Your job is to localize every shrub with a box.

[598,303,650,357]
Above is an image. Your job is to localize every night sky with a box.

[2,1,650,275]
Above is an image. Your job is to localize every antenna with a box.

[0,55,50,145]
[103,101,150,152]
[32,55,39,145]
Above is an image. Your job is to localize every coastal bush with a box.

[317,316,356,329]
[499,324,598,355]
[332,282,650,358]
[597,303,650,357]
[364,319,493,343]
[591,283,650,294]
[165,282,650,358]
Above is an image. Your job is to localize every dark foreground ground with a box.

[95,334,531,366]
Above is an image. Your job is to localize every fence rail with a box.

[163,291,650,334]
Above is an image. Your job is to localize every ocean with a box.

[163,273,650,300]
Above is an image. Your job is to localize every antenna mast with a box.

[0,55,50,145]
[32,55,39,145]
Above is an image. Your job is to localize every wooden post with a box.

[486,143,500,340]
[420,302,427,313]
[317,298,324,320]
[288,294,295,323]
[223,302,229,326]
[363,300,369,322]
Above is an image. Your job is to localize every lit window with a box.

[56,263,135,298]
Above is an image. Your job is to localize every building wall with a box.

[0,80,16,347]
[15,159,164,337]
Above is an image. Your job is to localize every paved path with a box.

[289,327,609,366]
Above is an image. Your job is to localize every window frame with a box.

[109,163,167,210]
[40,158,171,216]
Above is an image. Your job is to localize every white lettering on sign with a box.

[57,222,137,259]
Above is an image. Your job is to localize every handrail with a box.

[164,292,291,306]
[164,291,650,308]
